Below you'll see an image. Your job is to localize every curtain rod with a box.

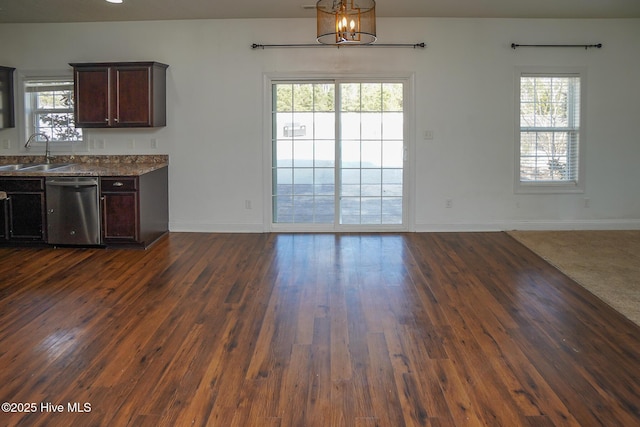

[511,43,602,50]
[251,43,426,49]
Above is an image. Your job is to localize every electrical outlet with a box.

[150,138,157,149]
[424,130,434,140]
[445,199,453,208]
[245,200,252,209]
[2,139,10,149]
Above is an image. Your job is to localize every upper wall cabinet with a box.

[0,66,15,129]
[70,62,168,128]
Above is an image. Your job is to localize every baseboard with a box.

[169,219,640,234]
[414,219,640,232]
[169,221,265,233]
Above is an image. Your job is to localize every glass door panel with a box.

[272,83,335,224]
[338,82,404,225]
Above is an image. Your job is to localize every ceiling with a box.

[1,0,640,24]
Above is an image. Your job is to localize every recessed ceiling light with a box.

[105,0,123,4]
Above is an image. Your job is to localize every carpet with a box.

[507,230,640,327]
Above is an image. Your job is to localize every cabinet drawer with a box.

[101,177,138,191]
[0,178,45,192]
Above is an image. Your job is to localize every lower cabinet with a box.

[0,168,167,248]
[100,167,168,248]
[101,177,138,243]
[0,178,46,243]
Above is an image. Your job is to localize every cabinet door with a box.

[0,179,46,242]
[8,193,45,241]
[114,66,152,126]
[74,67,110,127]
[0,66,15,129]
[102,192,138,242]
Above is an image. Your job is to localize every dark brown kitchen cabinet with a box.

[0,178,46,243]
[101,166,168,248]
[70,62,168,128]
[0,66,15,129]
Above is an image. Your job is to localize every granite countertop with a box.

[0,155,168,177]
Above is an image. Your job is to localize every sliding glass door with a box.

[271,80,406,230]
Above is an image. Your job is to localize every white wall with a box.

[1,17,639,232]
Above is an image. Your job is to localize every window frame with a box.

[514,67,586,194]
[18,71,87,153]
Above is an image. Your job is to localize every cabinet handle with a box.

[114,118,119,123]
[105,118,109,122]
[112,182,124,187]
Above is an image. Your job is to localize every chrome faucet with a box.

[25,133,53,164]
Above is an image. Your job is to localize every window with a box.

[23,76,83,150]
[516,71,584,193]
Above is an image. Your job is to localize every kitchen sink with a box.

[0,164,28,171]
[3,163,76,171]
[19,163,75,171]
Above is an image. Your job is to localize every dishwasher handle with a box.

[46,179,99,187]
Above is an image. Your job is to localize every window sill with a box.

[515,181,584,194]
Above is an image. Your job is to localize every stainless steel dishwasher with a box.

[46,177,101,245]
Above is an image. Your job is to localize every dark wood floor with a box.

[0,232,638,426]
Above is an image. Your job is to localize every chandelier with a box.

[316,0,376,45]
